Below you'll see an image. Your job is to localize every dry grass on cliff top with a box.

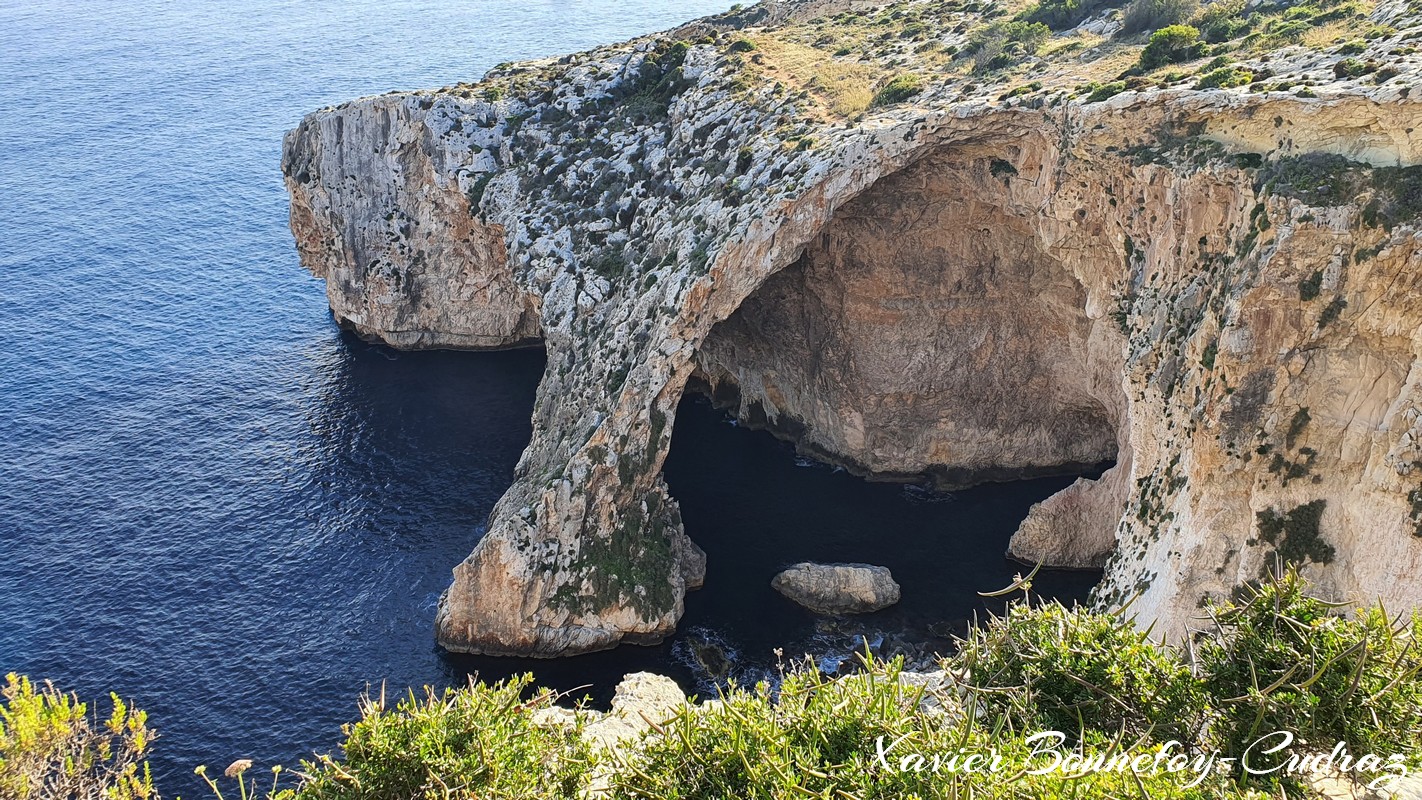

[743,35,879,117]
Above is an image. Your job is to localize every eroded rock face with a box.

[772,562,902,615]
[283,99,541,350]
[284,0,1422,655]
[696,147,1119,487]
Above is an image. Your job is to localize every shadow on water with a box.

[440,390,1104,704]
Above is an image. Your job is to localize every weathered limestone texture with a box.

[284,0,1422,655]
[771,562,902,614]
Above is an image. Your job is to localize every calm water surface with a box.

[0,0,1097,792]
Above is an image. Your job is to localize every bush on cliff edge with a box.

[256,677,590,800]
[12,570,1421,799]
[0,673,156,800]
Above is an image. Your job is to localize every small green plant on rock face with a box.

[1260,154,1422,230]
[870,73,922,106]
[465,173,494,214]
[1334,57,1374,78]
[1319,296,1347,327]
[1139,25,1208,70]
[1256,499,1333,565]
[1084,80,1129,101]
[607,39,692,122]
[0,673,157,800]
[1285,406,1311,449]
[590,250,625,280]
[1121,0,1200,35]
[989,158,1018,177]
[1196,65,1252,88]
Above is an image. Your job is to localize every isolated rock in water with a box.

[772,563,901,615]
[686,633,733,684]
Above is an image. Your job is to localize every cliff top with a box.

[405,0,1420,119]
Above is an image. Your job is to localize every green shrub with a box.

[1199,570,1422,777]
[1285,406,1311,449]
[870,73,923,106]
[955,601,1205,741]
[1267,19,1312,42]
[1256,499,1333,565]
[1085,80,1129,101]
[465,173,494,212]
[19,568,1422,799]
[1196,65,1253,88]
[1298,269,1323,301]
[1333,57,1374,78]
[603,655,1249,799]
[1194,0,1251,42]
[998,81,1043,99]
[727,37,757,53]
[1121,0,1200,35]
[1319,295,1348,327]
[606,39,692,122]
[0,673,157,800]
[967,21,1051,72]
[1140,25,1207,70]
[591,250,626,280]
[1018,0,1107,30]
[268,677,589,800]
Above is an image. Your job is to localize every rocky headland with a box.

[283,0,1422,657]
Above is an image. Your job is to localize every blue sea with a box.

[0,0,1098,793]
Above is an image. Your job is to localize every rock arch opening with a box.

[692,146,1121,488]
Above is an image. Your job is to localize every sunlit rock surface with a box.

[284,0,1422,655]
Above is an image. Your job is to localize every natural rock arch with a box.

[285,28,1422,657]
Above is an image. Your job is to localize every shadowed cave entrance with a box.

[643,146,1121,690]
[443,393,1101,702]
[693,146,1121,490]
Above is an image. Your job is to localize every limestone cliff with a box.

[282,0,1422,655]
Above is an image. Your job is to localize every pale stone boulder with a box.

[584,672,687,749]
[771,563,901,615]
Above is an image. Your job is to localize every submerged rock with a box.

[685,633,733,685]
[771,563,901,615]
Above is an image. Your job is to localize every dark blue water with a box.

[0,0,1098,794]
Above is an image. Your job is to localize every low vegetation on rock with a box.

[13,571,1421,799]
[0,674,156,800]
[1139,24,1209,70]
